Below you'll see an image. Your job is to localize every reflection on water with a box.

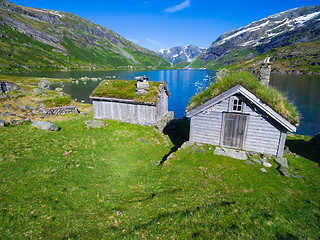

[5,70,319,136]
[270,73,320,136]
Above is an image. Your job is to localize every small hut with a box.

[186,71,298,157]
[90,77,170,126]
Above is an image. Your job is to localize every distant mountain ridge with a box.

[156,45,206,65]
[0,0,169,72]
[194,5,320,73]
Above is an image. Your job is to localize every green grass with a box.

[0,116,319,239]
[41,97,72,108]
[91,80,165,104]
[187,71,300,126]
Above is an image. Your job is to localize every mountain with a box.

[156,45,206,65]
[193,5,320,73]
[0,0,169,72]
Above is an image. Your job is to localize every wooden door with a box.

[222,113,247,148]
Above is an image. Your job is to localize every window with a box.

[232,99,243,112]
[229,96,245,113]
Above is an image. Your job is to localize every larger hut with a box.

[90,76,170,126]
[186,71,299,157]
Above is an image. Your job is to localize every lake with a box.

[5,70,320,136]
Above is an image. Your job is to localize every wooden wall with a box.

[189,95,286,157]
[92,88,168,126]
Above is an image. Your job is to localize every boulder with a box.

[55,87,63,92]
[85,119,106,129]
[0,81,20,93]
[275,157,290,176]
[33,88,46,94]
[0,120,5,127]
[31,121,59,131]
[38,79,52,90]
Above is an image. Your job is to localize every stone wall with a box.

[41,105,79,116]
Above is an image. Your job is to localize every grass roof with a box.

[91,80,164,104]
[187,71,299,126]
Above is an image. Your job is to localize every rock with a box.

[33,88,46,94]
[31,121,59,131]
[260,158,270,164]
[180,141,194,149]
[213,146,247,160]
[0,120,5,127]
[0,94,9,99]
[19,105,30,111]
[85,119,105,129]
[10,118,31,126]
[116,211,123,216]
[310,133,320,146]
[248,151,259,157]
[38,79,52,90]
[250,158,262,164]
[1,111,16,117]
[263,162,272,168]
[79,112,87,116]
[55,87,63,92]
[275,157,290,176]
[260,168,268,173]
[245,160,254,165]
[59,92,67,96]
[0,81,20,93]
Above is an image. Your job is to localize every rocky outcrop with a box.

[0,81,20,93]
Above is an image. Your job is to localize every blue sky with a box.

[8,0,320,51]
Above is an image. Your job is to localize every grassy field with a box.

[0,112,319,239]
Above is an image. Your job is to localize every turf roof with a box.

[91,79,165,104]
[187,71,299,126]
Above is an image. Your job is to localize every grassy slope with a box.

[192,41,320,74]
[0,2,170,72]
[0,115,319,239]
[0,75,318,238]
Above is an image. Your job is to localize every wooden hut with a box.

[90,77,170,126]
[186,84,297,157]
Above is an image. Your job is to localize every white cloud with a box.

[146,38,165,47]
[127,38,139,44]
[165,0,191,13]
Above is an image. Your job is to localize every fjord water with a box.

[8,70,320,136]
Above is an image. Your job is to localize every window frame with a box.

[228,96,246,113]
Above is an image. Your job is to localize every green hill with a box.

[0,0,169,72]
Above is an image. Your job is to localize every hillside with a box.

[192,5,320,73]
[0,0,169,72]
[156,44,206,65]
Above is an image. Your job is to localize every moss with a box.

[91,80,165,104]
[42,97,72,108]
[187,71,299,125]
